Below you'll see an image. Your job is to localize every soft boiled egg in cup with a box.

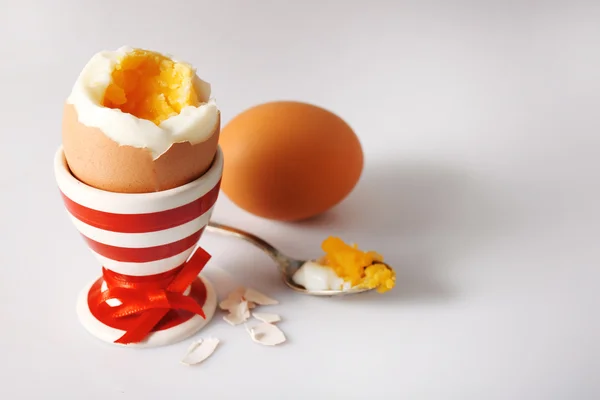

[54,47,223,347]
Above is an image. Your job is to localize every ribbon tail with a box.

[168,247,211,292]
[168,294,206,319]
[114,309,168,345]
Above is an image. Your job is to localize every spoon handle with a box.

[205,221,287,264]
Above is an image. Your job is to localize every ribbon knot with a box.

[95,247,211,345]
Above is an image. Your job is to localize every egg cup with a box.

[54,146,223,347]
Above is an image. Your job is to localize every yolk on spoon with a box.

[319,237,395,293]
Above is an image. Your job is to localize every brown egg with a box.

[62,103,220,193]
[220,101,363,221]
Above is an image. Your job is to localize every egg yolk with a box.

[320,237,396,293]
[103,49,199,125]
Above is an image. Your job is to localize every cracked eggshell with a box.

[219,286,246,311]
[246,322,286,346]
[62,103,220,193]
[223,299,250,326]
[252,312,281,324]
[180,338,220,366]
[244,288,278,305]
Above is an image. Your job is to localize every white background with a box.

[1,0,599,399]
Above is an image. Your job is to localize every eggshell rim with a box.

[54,145,223,214]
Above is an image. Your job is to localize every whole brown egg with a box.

[219,101,363,221]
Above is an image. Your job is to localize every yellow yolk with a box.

[320,237,396,293]
[103,49,199,125]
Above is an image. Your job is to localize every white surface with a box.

[0,1,598,399]
[76,276,217,348]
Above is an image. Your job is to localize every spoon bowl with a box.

[205,222,375,296]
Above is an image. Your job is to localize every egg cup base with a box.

[76,274,217,348]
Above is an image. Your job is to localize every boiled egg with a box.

[62,46,220,193]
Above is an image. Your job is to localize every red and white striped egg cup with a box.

[54,146,223,347]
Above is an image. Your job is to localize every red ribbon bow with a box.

[95,247,211,345]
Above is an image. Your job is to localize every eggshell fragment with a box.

[252,312,281,324]
[180,338,220,366]
[62,103,220,193]
[223,300,250,326]
[246,323,286,346]
[244,288,278,306]
[218,286,246,311]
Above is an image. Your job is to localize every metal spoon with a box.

[205,221,375,296]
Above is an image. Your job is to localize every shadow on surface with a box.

[293,161,518,303]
